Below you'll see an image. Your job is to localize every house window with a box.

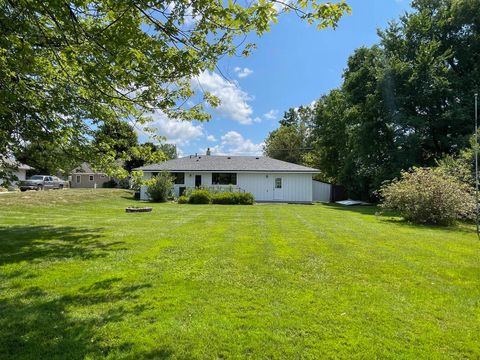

[89,175,94,181]
[172,172,185,185]
[76,175,81,183]
[151,172,158,177]
[212,173,237,185]
[275,178,282,189]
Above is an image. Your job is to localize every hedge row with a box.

[179,189,254,205]
[211,192,254,205]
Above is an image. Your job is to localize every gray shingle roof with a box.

[72,162,95,174]
[2,157,33,170]
[135,156,319,173]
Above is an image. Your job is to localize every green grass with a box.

[0,189,479,359]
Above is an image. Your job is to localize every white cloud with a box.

[201,144,227,156]
[200,131,263,155]
[222,131,264,155]
[176,146,185,157]
[194,71,254,125]
[234,67,254,78]
[263,109,279,120]
[166,2,202,26]
[272,0,291,12]
[147,111,204,145]
[206,134,217,142]
[183,5,202,26]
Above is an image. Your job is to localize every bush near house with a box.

[188,189,211,204]
[211,192,254,205]
[177,195,189,204]
[179,189,255,205]
[379,167,475,226]
[146,171,174,202]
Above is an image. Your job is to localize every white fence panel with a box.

[312,180,331,202]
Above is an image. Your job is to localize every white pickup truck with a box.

[19,175,66,191]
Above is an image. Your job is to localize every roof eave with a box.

[137,169,319,173]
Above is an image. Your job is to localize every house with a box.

[135,153,322,203]
[70,163,112,188]
[0,158,33,189]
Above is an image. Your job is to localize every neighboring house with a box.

[70,163,112,188]
[0,158,33,189]
[136,153,322,203]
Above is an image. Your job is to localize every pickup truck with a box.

[19,175,65,191]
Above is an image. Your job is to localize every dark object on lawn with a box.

[134,191,140,200]
[125,206,152,213]
[102,179,117,188]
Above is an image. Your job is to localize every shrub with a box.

[211,192,254,205]
[178,195,189,204]
[379,167,475,226]
[188,189,211,204]
[145,171,174,202]
[130,170,144,192]
[117,178,130,189]
[238,192,255,205]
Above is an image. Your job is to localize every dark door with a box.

[195,175,201,187]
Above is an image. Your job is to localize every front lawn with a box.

[0,189,479,359]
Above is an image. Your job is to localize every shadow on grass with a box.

[0,225,126,266]
[378,217,476,234]
[0,278,172,359]
[321,204,476,234]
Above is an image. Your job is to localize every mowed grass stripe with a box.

[0,189,478,359]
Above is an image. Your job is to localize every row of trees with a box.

[264,0,480,199]
[15,119,177,178]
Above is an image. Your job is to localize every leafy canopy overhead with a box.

[0,0,350,178]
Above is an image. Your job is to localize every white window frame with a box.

[76,175,81,183]
[89,175,94,181]
[275,177,282,189]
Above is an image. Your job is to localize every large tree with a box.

[379,0,479,165]
[263,106,313,164]
[0,0,350,180]
[339,46,396,198]
[308,89,348,183]
[124,142,177,172]
[94,120,138,160]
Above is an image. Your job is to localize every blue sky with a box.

[146,0,412,157]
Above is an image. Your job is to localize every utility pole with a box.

[475,93,479,238]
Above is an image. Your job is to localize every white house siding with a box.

[70,173,111,188]
[140,171,313,202]
[238,173,313,202]
[312,180,331,202]
[0,169,27,189]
